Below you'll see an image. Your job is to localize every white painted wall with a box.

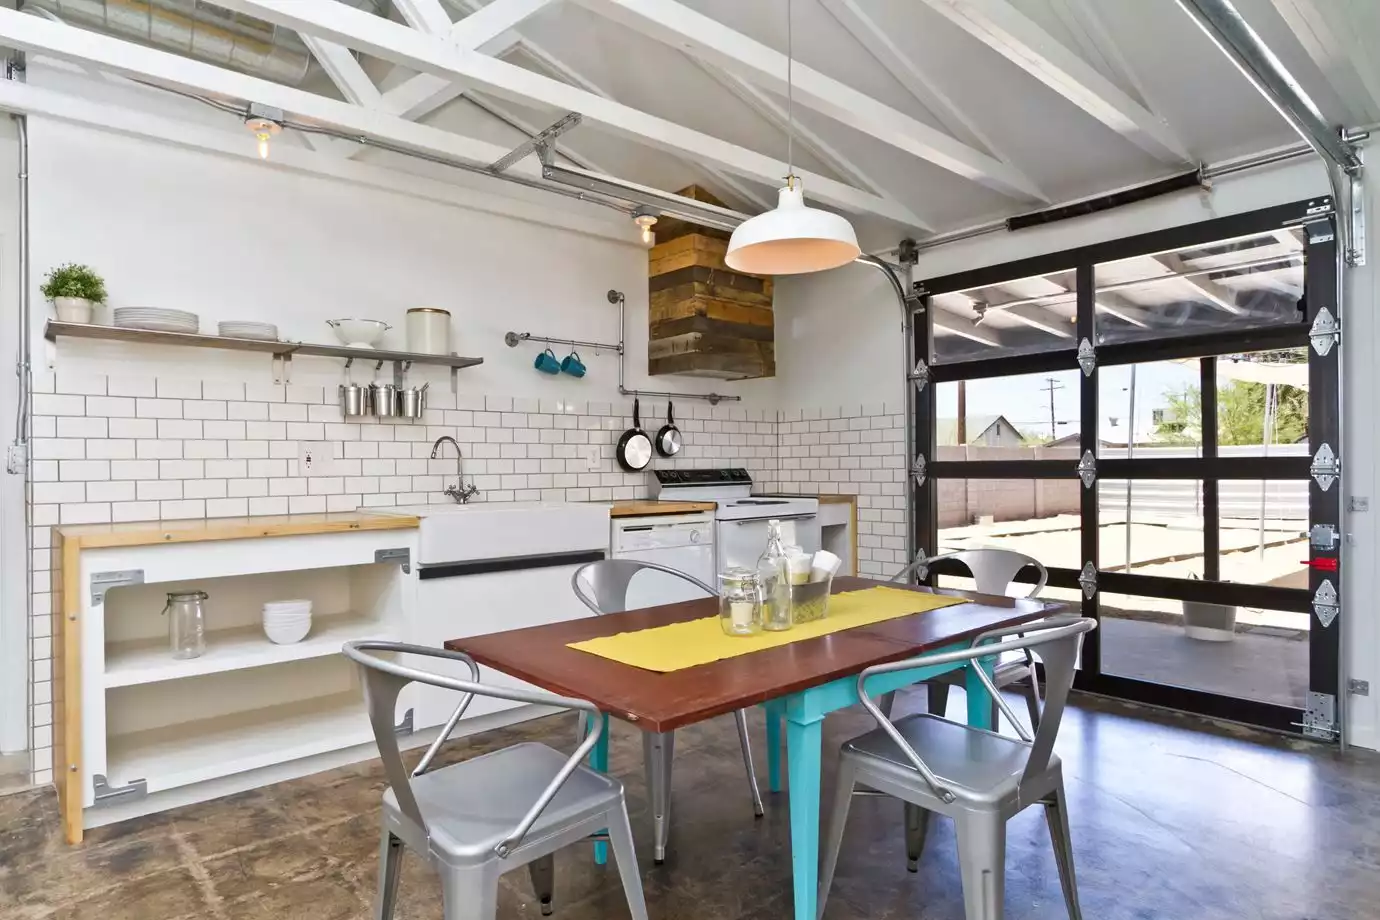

[0,114,24,755]
[773,153,1380,749]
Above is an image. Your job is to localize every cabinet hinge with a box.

[92,773,147,806]
[90,570,144,606]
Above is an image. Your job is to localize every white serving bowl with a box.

[327,318,390,349]
[264,618,311,645]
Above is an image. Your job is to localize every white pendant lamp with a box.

[725,0,860,276]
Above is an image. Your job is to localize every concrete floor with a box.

[3,692,1378,920]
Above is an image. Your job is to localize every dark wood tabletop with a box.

[446,576,1068,732]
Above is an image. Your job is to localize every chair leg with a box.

[1043,782,1083,920]
[878,690,897,718]
[374,827,405,920]
[527,854,555,917]
[927,680,950,717]
[643,730,675,864]
[440,864,500,920]
[816,757,857,920]
[903,802,931,873]
[606,802,651,920]
[733,709,766,817]
[1023,681,1042,730]
[953,813,1007,920]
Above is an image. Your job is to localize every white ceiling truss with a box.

[0,0,1370,246]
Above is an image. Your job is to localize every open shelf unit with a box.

[104,614,391,688]
[104,691,372,793]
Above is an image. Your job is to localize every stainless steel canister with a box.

[399,382,428,420]
[339,382,372,417]
[371,381,400,418]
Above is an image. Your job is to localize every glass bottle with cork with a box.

[757,519,794,631]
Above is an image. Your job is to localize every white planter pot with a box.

[1182,600,1237,642]
[53,297,93,324]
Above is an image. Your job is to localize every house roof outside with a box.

[936,415,1018,446]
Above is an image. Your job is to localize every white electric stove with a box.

[651,468,820,572]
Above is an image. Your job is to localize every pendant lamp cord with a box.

[786,0,795,189]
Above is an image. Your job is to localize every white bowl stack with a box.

[263,599,312,644]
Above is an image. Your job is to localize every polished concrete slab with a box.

[2,691,1378,919]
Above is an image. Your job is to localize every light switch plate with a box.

[299,441,334,477]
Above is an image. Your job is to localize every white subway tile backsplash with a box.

[56,371,108,396]
[183,400,227,420]
[31,438,85,460]
[285,385,325,405]
[160,499,206,520]
[227,478,269,498]
[109,417,157,439]
[136,398,182,419]
[247,458,287,478]
[269,478,307,497]
[244,383,285,403]
[158,419,203,439]
[268,403,308,422]
[245,421,286,440]
[228,401,269,421]
[33,481,85,504]
[157,379,200,399]
[86,439,137,460]
[137,480,183,501]
[203,420,247,440]
[206,498,249,517]
[60,503,111,525]
[228,440,269,460]
[112,459,160,479]
[106,375,157,398]
[87,480,136,503]
[33,394,85,416]
[201,381,245,401]
[136,440,183,460]
[184,479,228,499]
[58,460,109,481]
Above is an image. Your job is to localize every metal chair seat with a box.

[383,742,623,864]
[843,713,1059,808]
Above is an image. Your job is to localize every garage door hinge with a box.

[1077,338,1095,376]
[1310,443,1339,491]
[1300,691,1339,740]
[1312,578,1339,628]
[911,454,926,487]
[1076,451,1096,488]
[1078,562,1097,599]
[910,359,928,394]
[1309,307,1339,356]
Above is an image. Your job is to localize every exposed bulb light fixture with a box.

[725,0,859,275]
[244,103,284,161]
[632,209,658,247]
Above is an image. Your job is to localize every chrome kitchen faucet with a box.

[430,436,480,504]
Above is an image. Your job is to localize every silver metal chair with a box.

[817,616,1096,920]
[884,549,1048,731]
[342,640,649,920]
[572,558,765,864]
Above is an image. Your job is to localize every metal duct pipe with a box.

[22,0,312,84]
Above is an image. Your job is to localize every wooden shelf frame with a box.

[44,320,484,388]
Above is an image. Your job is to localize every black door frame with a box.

[912,197,1341,739]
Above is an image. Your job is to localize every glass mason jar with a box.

[163,591,208,660]
[718,568,762,637]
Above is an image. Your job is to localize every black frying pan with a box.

[655,401,682,457]
[616,398,653,471]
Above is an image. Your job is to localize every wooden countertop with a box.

[609,500,717,518]
[817,493,856,504]
[55,511,420,550]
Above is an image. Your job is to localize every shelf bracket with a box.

[92,773,147,806]
[394,708,415,735]
[376,547,411,574]
[272,352,293,385]
[90,569,143,607]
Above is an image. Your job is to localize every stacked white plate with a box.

[263,599,312,645]
[113,307,199,333]
[219,320,279,341]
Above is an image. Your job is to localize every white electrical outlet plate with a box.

[584,446,601,470]
[300,441,333,477]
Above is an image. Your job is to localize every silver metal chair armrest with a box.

[856,676,957,803]
[889,551,959,584]
[409,650,481,777]
[342,641,605,858]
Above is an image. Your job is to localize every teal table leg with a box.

[785,712,824,920]
[965,657,996,731]
[591,712,610,865]
[765,702,784,793]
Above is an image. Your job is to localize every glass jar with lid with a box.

[718,568,762,637]
[162,590,208,659]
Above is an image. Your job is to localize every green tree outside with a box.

[1155,382,1307,445]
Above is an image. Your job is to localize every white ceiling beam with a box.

[691,60,886,195]
[1095,297,1152,328]
[933,313,1003,347]
[917,0,1192,165]
[1045,0,1175,125]
[391,0,455,36]
[301,37,384,108]
[573,0,1046,202]
[816,0,1027,176]
[1153,252,1242,314]
[0,10,535,173]
[448,0,559,51]
[1268,0,1380,120]
[462,91,603,171]
[205,0,926,226]
[950,291,1070,338]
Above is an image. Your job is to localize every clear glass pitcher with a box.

[162,591,208,660]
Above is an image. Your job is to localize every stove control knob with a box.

[689,530,701,543]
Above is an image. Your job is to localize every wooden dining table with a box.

[447,576,1068,920]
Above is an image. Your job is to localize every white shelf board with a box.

[104,692,373,793]
[104,615,392,688]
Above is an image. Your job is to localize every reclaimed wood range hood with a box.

[648,186,774,380]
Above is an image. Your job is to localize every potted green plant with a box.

[42,263,107,324]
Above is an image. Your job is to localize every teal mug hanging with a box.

[561,350,587,378]
[534,347,561,374]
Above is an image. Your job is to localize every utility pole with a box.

[1039,377,1064,441]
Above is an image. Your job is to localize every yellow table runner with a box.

[568,586,967,673]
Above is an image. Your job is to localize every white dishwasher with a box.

[611,512,717,609]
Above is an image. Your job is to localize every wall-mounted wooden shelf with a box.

[44,320,484,387]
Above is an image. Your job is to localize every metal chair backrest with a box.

[892,548,1047,598]
[342,640,603,857]
[856,616,1095,802]
[571,558,716,615]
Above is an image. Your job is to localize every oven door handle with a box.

[732,513,816,525]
